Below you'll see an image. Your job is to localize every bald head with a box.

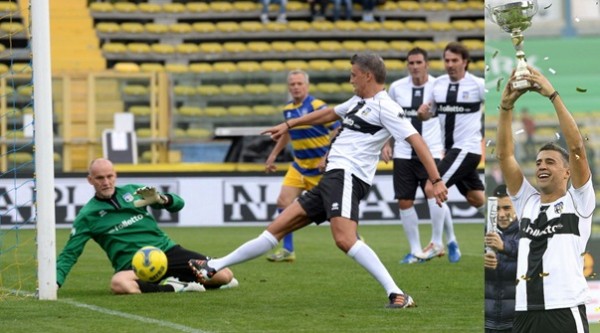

[88,158,117,199]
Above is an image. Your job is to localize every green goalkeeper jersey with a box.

[56,184,184,287]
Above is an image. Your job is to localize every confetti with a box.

[515,129,525,135]
[544,56,549,60]
[555,132,560,140]
[576,154,580,160]
[539,272,549,277]
[549,68,556,74]
[491,148,495,155]
[492,50,499,58]
[496,77,504,92]
[486,139,492,147]
[485,65,490,72]
[544,3,552,9]
[576,87,588,93]
[575,17,580,23]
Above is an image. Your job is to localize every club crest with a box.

[554,202,564,215]
[123,193,134,202]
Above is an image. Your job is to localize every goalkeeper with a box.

[56,158,238,294]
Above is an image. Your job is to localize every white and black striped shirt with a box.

[512,177,595,311]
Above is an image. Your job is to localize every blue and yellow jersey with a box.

[283,95,340,176]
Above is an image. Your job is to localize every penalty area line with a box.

[59,298,211,333]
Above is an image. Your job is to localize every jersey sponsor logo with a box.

[99,210,107,217]
[109,213,144,234]
[520,213,580,239]
[436,102,480,114]
[343,114,383,135]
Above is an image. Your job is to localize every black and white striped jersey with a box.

[330,90,417,185]
[512,177,595,311]
[430,72,484,154]
[388,75,443,160]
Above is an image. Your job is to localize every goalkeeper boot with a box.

[447,241,462,263]
[188,259,217,284]
[219,277,239,290]
[399,253,425,264]
[415,242,445,261]
[161,277,205,293]
[386,293,416,309]
[266,249,296,262]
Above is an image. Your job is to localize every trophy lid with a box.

[488,0,539,33]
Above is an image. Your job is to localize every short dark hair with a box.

[444,42,470,70]
[407,47,428,61]
[350,53,386,84]
[493,184,508,198]
[538,142,569,166]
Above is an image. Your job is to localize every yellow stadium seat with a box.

[11,63,31,74]
[121,22,144,34]
[308,60,332,71]
[385,60,406,71]
[245,84,270,94]
[342,40,366,52]
[389,40,413,52]
[429,21,453,32]
[17,85,32,96]
[123,85,148,96]
[382,20,405,31]
[178,106,203,116]
[193,22,216,33]
[189,63,213,73]
[334,20,358,31]
[377,1,397,11]
[197,85,221,96]
[462,39,484,51]
[312,20,335,31]
[151,44,175,54]
[475,19,485,30]
[0,22,25,34]
[187,2,209,12]
[397,1,421,11]
[114,2,137,12]
[288,21,312,32]
[413,40,437,52]
[96,22,120,33]
[233,1,257,11]
[204,106,228,117]
[366,40,389,51]
[468,1,484,10]
[265,22,287,32]
[138,3,161,13]
[237,61,262,72]
[174,85,196,96]
[295,41,319,52]
[340,82,354,93]
[428,59,444,71]
[89,2,113,12]
[358,21,382,31]
[240,21,264,32]
[140,63,164,72]
[332,59,351,71]
[421,2,445,11]
[163,3,186,13]
[5,130,25,138]
[170,23,192,34]
[173,128,187,138]
[284,60,308,70]
[129,106,151,116]
[316,83,341,94]
[213,62,238,73]
[221,84,246,95]
[319,41,342,52]
[199,43,223,54]
[210,1,234,12]
[228,105,253,116]
[216,21,240,33]
[453,19,476,31]
[7,152,33,164]
[176,43,199,54]
[268,83,287,94]
[247,41,271,52]
[102,42,127,53]
[253,105,278,116]
[145,23,169,34]
[271,41,295,52]
[187,128,213,139]
[405,20,429,31]
[223,42,248,53]
[165,63,188,73]
[287,1,308,11]
[447,2,468,10]
[113,62,140,73]
[136,128,152,138]
[261,60,286,72]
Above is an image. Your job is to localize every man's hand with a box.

[500,70,528,110]
[417,103,432,121]
[432,180,448,207]
[134,186,168,207]
[265,155,277,173]
[484,251,498,270]
[523,66,555,98]
[380,143,392,164]
[485,232,504,252]
[261,122,289,141]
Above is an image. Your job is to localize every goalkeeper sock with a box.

[347,240,402,296]
[210,230,278,271]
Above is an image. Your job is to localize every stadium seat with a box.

[140,63,164,72]
[334,20,358,31]
[253,105,278,116]
[11,63,32,74]
[136,128,152,138]
[428,59,445,71]
[308,60,332,71]
[178,106,203,116]
[113,62,140,73]
[332,59,351,71]
[187,128,213,139]
[5,130,25,138]
[248,41,271,53]
[288,21,312,32]
[385,60,406,71]
[7,152,33,164]
[223,42,248,53]
[342,40,366,52]
[377,1,397,11]
[199,43,224,54]
[151,44,175,54]
[187,2,209,13]
[468,1,484,10]
[312,20,334,31]
[429,21,453,32]
[382,20,405,31]
[129,106,151,116]
[397,1,421,11]
[173,128,187,138]
[228,105,253,116]
[271,41,295,52]
[174,85,196,96]
[319,41,343,52]
[216,21,240,33]
[245,84,270,94]
[102,42,127,53]
[176,43,199,54]
[204,106,228,117]
[238,61,262,72]
[123,85,149,96]
[170,23,192,34]
[240,21,264,32]
[138,3,161,13]
[189,63,213,73]
[268,83,287,94]
[358,21,382,31]
[0,21,25,34]
[233,1,257,11]
[0,63,10,75]
[89,2,113,12]
[295,41,319,52]
[413,40,438,52]
[447,2,468,10]
[265,22,287,32]
[452,20,476,31]
[197,85,221,96]
[213,61,237,73]
[114,2,137,12]
[287,1,308,11]
[315,83,341,94]
[421,2,445,11]
[365,40,389,52]
[163,3,186,13]
[210,1,234,12]
[96,22,120,33]
[221,84,246,95]
[405,20,429,31]
[121,22,144,34]
[389,40,413,52]
[17,85,32,97]
[193,22,216,33]
[145,23,169,34]
[462,39,484,51]
[165,63,188,73]
[340,82,354,93]
[261,60,286,72]
[284,60,308,70]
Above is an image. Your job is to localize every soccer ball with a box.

[132,246,168,283]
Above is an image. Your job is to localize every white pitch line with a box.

[60,298,211,333]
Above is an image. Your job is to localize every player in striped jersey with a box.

[415,42,485,261]
[265,70,340,262]
[497,67,594,332]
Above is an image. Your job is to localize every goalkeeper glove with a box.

[133,186,168,208]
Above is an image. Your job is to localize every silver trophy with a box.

[488,0,539,89]
[485,196,498,254]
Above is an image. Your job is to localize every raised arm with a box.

[261,106,340,141]
[526,66,590,188]
[496,75,527,195]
